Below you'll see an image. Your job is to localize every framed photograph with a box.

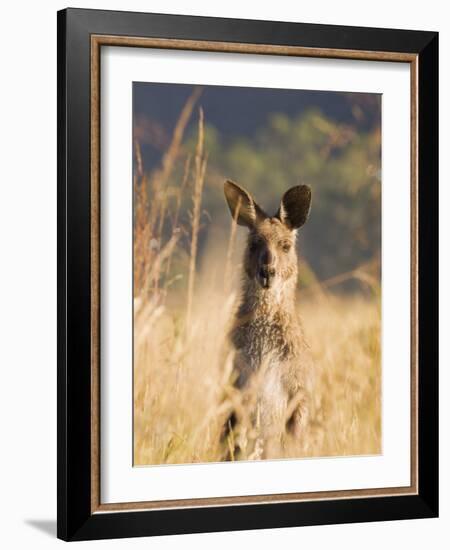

[57,8,438,541]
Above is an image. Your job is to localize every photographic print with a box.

[58,10,438,539]
[133,83,382,466]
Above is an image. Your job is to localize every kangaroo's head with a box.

[224,180,311,291]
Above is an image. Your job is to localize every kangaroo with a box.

[223,180,313,460]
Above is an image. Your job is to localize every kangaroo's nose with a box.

[261,248,273,266]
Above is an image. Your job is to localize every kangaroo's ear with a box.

[277,185,312,230]
[224,180,266,228]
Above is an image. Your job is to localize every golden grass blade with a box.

[186,108,207,330]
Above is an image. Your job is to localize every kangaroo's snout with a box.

[260,247,273,266]
[257,245,276,288]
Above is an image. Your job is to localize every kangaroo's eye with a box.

[281,242,291,253]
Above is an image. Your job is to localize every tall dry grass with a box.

[133,94,381,466]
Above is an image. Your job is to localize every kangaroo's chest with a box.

[232,314,297,365]
[233,320,291,431]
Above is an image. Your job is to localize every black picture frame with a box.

[57,7,438,541]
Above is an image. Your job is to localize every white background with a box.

[102,48,411,503]
[0,1,447,548]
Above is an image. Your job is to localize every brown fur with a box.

[223,180,313,459]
